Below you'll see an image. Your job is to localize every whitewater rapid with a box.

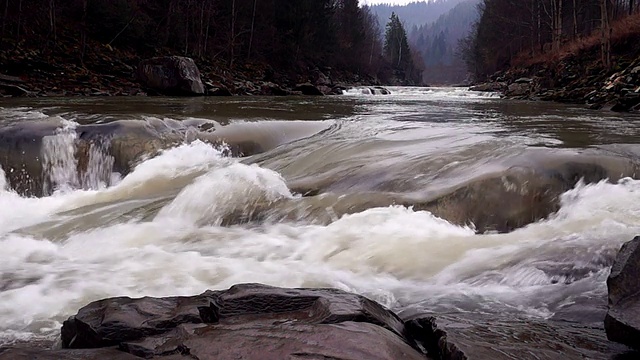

[1,138,639,344]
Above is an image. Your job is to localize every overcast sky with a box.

[360,0,427,5]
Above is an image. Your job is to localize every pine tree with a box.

[384,13,410,68]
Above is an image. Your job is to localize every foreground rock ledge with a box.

[2,282,637,360]
[1,284,430,360]
[605,235,640,349]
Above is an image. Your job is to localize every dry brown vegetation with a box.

[513,12,640,68]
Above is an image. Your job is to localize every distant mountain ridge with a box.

[369,0,469,30]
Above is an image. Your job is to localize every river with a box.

[1,87,640,355]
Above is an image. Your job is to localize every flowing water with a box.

[1,87,640,353]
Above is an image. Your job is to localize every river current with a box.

[1,87,640,349]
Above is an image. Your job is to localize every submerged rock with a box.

[605,236,640,349]
[56,283,426,359]
[137,56,205,96]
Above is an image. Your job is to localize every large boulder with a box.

[54,283,426,359]
[137,56,205,96]
[605,236,640,349]
[0,119,332,197]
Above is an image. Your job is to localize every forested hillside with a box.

[461,0,640,80]
[409,0,479,84]
[0,0,424,96]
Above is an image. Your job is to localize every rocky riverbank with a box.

[470,53,640,113]
[0,39,383,98]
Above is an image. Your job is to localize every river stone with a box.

[506,82,530,96]
[294,83,324,96]
[605,236,640,349]
[469,82,506,92]
[60,283,426,359]
[137,56,205,96]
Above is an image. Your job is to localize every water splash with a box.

[78,139,116,190]
[41,120,79,194]
[40,120,116,194]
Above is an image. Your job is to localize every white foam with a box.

[1,142,640,342]
[342,86,501,100]
[155,163,292,226]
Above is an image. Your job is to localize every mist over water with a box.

[1,87,640,345]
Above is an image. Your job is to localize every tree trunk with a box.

[600,0,611,68]
[17,0,21,40]
[572,0,578,38]
[248,0,257,60]
[81,0,88,64]
[369,35,374,66]
[184,0,190,55]
[552,0,563,51]
[2,0,8,38]
[631,0,635,15]
[49,0,56,42]
[229,0,236,68]
[204,2,212,55]
[538,0,542,52]
[198,0,205,57]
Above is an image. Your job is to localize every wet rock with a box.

[137,56,205,96]
[58,283,427,359]
[294,83,324,96]
[369,86,391,95]
[505,82,530,97]
[0,82,30,96]
[331,84,348,95]
[610,93,640,112]
[417,162,615,233]
[262,82,291,96]
[605,236,640,349]
[207,86,232,96]
[315,70,332,86]
[469,82,507,92]
[0,347,141,360]
[121,322,426,360]
[405,314,633,360]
